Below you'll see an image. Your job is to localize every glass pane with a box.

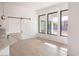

[39,15,46,34]
[61,10,68,36]
[41,20,46,34]
[47,21,51,34]
[47,12,58,35]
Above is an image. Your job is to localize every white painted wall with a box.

[3,2,38,39]
[68,2,79,56]
[36,3,68,44]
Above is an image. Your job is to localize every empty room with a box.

[0,2,79,56]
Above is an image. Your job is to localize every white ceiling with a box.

[4,2,60,10]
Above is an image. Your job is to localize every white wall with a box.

[3,2,38,39]
[36,3,68,44]
[68,2,79,56]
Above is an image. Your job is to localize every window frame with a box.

[47,11,58,36]
[60,9,68,37]
[38,14,46,34]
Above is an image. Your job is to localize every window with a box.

[47,12,58,35]
[60,9,68,36]
[38,14,46,34]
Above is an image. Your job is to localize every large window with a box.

[47,12,58,35]
[60,9,68,36]
[38,14,46,34]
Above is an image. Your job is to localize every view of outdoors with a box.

[39,15,46,34]
[61,10,68,36]
[41,20,46,34]
[38,10,68,36]
[47,12,58,35]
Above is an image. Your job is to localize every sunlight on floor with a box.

[44,42,57,48]
[44,42,67,56]
[60,47,67,52]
